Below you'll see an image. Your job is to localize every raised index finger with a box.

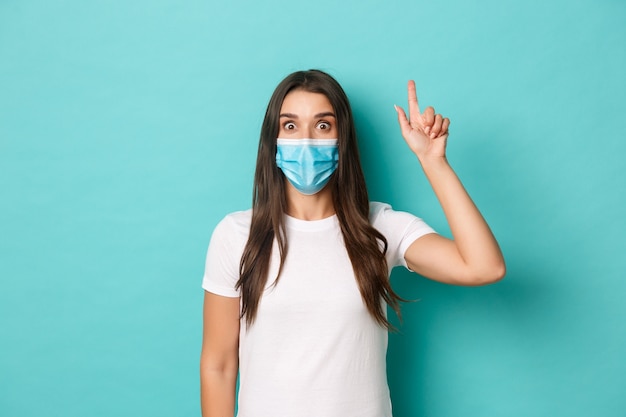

[408,80,423,128]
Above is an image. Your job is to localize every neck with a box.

[284,180,335,220]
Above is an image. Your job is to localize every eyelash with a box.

[282,121,332,130]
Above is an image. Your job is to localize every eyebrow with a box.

[279,112,336,119]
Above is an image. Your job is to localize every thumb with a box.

[394,104,411,136]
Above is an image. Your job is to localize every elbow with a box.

[201,356,239,379]
[489,260,507,283]
[466,260,506,286]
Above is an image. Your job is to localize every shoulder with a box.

[220,209,252,230]
[368,201,435,236]
[368,201,392,223]
[368,201,414,226]
[203,210,251,296]
[210,209,252,245]
[368,202,436,268]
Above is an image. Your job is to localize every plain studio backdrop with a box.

[1,1,624,416]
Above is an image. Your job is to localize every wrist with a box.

[417,154,449,170]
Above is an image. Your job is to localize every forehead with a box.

[280,89,334,114]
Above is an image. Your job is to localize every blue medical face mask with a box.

[275,138,339,195]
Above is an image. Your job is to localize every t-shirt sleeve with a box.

[370,202,437,269]
[201,215,242,297]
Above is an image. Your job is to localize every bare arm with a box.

[395,81,505,285]
[200,291,240,417]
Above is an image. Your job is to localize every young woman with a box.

[200,70,505,417]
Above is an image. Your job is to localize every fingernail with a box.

[424,126,430,134]
[430,132,436,139]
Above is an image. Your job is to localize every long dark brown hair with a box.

[236,69,403,329]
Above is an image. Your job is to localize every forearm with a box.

[420,155,505,281]
[200,361,238,417]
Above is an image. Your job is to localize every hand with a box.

[394,80,450,161]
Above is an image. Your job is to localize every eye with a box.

[283,122,296,130]
[317,121,331,130]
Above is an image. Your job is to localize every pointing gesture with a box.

[394,80,450,160]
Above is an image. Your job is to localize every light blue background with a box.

[1,0,625,416]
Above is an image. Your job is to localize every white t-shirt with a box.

[202,202,435,417]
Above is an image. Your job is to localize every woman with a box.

[200,69,505,417]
